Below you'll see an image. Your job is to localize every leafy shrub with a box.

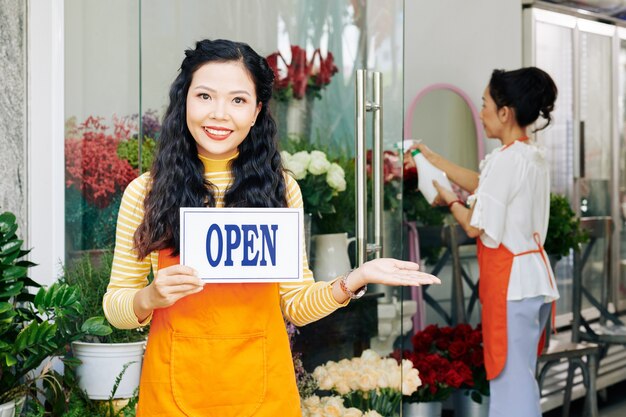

[545,193,589,258]
[0,211,109,403]
[61,250,148,344]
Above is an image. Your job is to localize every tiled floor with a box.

[543,379,626,417]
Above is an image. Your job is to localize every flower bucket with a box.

[402,401,442,417]
[72,341,145,399]
[0,399,16,417]
[454,389,489,417]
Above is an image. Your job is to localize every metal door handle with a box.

[355,70,383,267]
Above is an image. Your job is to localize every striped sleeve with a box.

[279,175,349,326]
[102,174,155,329]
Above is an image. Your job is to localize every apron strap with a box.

[513,232,557,332]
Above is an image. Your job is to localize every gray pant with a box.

[489,296,551,417]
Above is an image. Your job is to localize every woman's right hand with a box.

[414,143,438,164]
[403,142,439,171]
[135,265,205,319]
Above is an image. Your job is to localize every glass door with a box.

[526,9,617,318]
[64,0,141,259]
[139,0,407,413]
[577,19,615,312]
[529,8,576,318]
[577,20,614,218]
[617,29,626,311]
[65,0,409,412]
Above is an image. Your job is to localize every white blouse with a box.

[469,141,560,302]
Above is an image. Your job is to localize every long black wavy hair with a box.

[488,66,558,132]
[134,39,286,259]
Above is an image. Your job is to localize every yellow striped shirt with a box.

[103,153,348,329]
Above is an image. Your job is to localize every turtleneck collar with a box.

[198,153,238,172]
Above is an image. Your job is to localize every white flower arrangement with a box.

[281,149,347,217]
[310,349,421,416]
[301,395,369,417]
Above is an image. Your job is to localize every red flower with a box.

[435,337,452,351]
[448,340,469,359]
[411,331,434,353]
[404,323,489,402]
[266,45,338,100]
[65,116,137,208]
[452,323,473,339]
[471,349,485,367]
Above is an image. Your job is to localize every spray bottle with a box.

[398,139,453,204]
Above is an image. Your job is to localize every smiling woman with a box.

[185,61,261,159]
[102,39,439,417]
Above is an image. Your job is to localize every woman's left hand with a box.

[433,179,458,206]
[348,258,441,289]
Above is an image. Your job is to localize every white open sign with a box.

[180,207,303,283]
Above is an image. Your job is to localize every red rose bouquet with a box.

[266,45,338,101]
[396,323,489,404]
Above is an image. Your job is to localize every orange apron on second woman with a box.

[477,233,555,380]
[136,249,301,417]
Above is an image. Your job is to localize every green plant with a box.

[545,193,589,258]
[65,362,138,417]
[313,157,355,236]
[60,250,148,344]
[65,188,121,251]
[25,358,138,417]
[0,211,109,404]
[117,136,157,172]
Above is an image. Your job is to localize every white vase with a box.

[402,401,442,417]
[311,233,355,281]
[72,340,146,399]
[285,96,313,138]
[270,97,314,139]
[0,399,16,417]
[453,389,489,417]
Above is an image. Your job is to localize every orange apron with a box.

[477,233,555,380]
[136,249,302,417]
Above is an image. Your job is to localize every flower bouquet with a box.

[266,45,338,101]
[401,324,489,405]
[311,349,421,417]
[281,149,346,219]
[301,395,381,417]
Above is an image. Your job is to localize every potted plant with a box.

[0,211,109,416]
[545,193,589,266]
[60,250,147,400]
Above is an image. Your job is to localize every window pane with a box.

[64,0,140,260]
